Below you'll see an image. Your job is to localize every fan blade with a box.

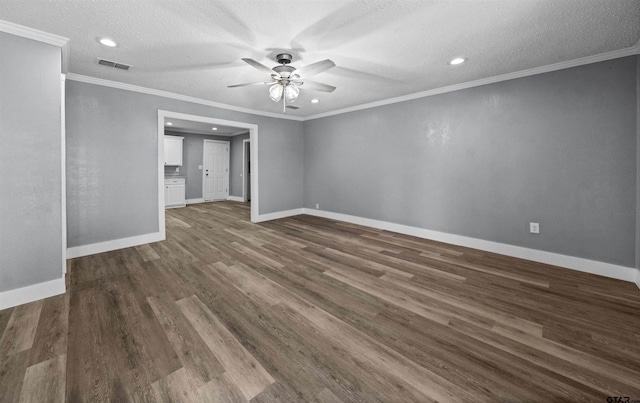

[241,58,274,75]
[293,80,336,92]
[294,59,335,78]
[227,81,273,88]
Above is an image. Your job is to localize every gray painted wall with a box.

[304,56,638,268]
[163,131,237,200]
[0,33,62,292]
[230,133,250,197]
[66,81,303,248]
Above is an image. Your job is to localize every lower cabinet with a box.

[165,178,186,208]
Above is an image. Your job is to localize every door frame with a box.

[202,139,230,202]
[242,139,250,202]
[157,111,260,240]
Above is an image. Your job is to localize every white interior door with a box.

[203,140,229,201]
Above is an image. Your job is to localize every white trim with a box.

[0,19,68,47]
[158,111,260,224]
[0,277,66,310]
[242,139,250,203]
[254,208,304,223]
[60,75,67,274]
[203,139,230,202]
[305,45,640,121]
[60,41,69,73]
[636,270,640,289]
[227,196,244,202]
[157,113,167,240]
[250,129,258,222]
[186,198,205,205]
[0,20,70,73]
[68,73,303,121]
[66,232,163,259]
[301,209,637,283]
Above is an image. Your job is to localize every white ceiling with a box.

[2,0,639,118]
[164,118,248,136]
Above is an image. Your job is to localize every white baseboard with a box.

[67,232,164,259]
[186,198,205,205]
[635,269,640,289]
[254,208,304,223]
[301,209,637,283]
[0,276,66,310]
[227,196,244,202]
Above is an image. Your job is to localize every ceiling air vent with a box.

[97,58,131,70]
[285,105,300,110]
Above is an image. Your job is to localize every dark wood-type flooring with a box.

[2,201,640,402]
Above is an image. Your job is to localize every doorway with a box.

[203,140,230,201]
[157,110,259,239]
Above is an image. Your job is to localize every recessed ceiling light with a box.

[99,38,117,47]
[449,57,466,65]
[310,99,320,103]
[212,127,218,131]
[166,122,173,126]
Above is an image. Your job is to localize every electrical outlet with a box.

[198,165,203,170]
[175,167,179,172]
[530,222,540,234]
[315,203,319,210]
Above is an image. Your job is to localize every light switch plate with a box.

[530,222,540,234]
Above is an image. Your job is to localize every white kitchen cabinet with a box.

[164,136,184,166]
[164,178,186,208]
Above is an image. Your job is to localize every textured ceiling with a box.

[164,118,248,136]
[1,0,639,118]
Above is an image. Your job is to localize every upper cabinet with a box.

[164,136,184,166]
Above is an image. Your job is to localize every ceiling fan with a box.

[228,53,336,112]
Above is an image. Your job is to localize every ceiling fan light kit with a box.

[229,52,336,113]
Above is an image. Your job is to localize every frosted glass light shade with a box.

[269,84,283,102]
[284,83,299,103]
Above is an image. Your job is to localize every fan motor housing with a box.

[273,65,296,74]
[276,53,293,65]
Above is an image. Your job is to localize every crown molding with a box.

[66,73,304,122]
[0,19,68,47]
[304,44,640,121]
[0,19,70,73]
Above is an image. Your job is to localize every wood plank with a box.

[311,388,343,403]
[65,288,130,402]
[0,350,30,402]
[151,367,198,403]
[379,272,544,336]
[19,354,66,403]
[28,294,68,366]
[0,307,13,338]
[0,300,43,356]
[196,372,247,403]
[147,296,225,386]
[176,295,275,400]
[324,268,452,325]
[135,243,161,262]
